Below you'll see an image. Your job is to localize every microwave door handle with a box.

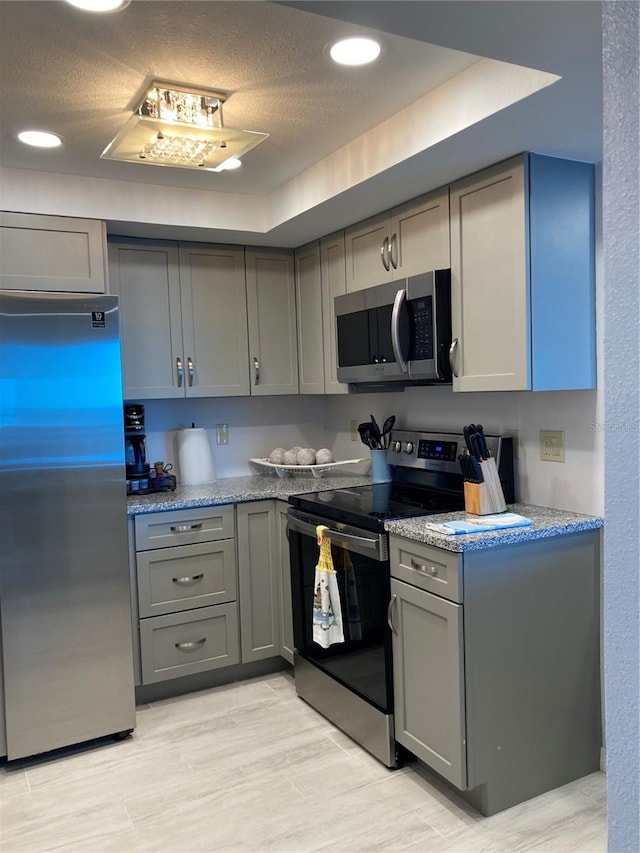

[391,288,409,374]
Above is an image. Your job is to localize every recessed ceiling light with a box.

[329,37,381,66]
[17,130,63,148]
[65,0,131,12]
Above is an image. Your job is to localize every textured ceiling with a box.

[0,0,481,194]
[0,1,603,245]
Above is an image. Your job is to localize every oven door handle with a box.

[286,513,385,560]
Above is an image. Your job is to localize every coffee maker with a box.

[124,403,150,481]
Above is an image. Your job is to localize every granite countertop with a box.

[385,503,604,552]
[127,472,372,515]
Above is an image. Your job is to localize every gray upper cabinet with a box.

[236,501,281,663]
[1,212,107,293]
[108,239,184,399]
[245,248,299,395]
[178,243,250,397]
[449,153,596,392]
[320,232,348,395]
[294,241,325,395]
[295,233,349,396]
[344,189,450,293]
[109,238,250,399]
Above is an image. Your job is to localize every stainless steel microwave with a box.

[335,270,452,388]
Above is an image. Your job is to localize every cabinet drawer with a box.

[134,506,234,550]
[390,536,463,603]
[139,604,240,684]
[137,540,237,618]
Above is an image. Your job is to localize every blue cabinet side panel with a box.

[529,154,596,390]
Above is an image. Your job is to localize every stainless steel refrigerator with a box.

[0,291,135,760]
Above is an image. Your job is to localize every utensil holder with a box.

[464,458,507,515]
[369,449,391,483]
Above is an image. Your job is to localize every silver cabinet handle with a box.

[380,236,390,271]
[170,522,203,533]
[387,594,398,634]
[449,338,459,378]
[175,638,206,651]
[410,558,439,577]
[176,356,184,387]
[187,357,194,387]
[391,288,409,373]
[172,573,204,586]
[253,355,260,385]
[389,232,398,269]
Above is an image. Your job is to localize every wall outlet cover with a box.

[215,423,229,445]
[539,429,565,462]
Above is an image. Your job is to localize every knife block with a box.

[464,458,507,515]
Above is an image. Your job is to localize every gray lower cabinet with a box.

[390,531,602,816]
[275,500,295,664]
[236,501,281,662]
[134,505,240,685]
[391,577,466,789]
[139,604,239,684]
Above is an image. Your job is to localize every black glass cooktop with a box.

[288,483,465,532]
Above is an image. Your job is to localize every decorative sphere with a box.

[297,447,316,465]
[283,448,299,465]
[268,448,286,464]
[316,448,334,464]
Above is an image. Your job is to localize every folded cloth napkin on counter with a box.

[312,525,345,649]
[424,513,533,536]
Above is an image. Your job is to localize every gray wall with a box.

[603,2,640,850]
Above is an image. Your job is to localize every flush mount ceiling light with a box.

[66,0,132,12]
[101,81,268,172]
[329,37,381,66]
[17,130,63,148]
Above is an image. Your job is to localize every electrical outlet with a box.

[350,419,358,441]
[539,429,564,462]
[215,423,229,445]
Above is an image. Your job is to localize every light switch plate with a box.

[216,423,229,445]
[539,429,564,462]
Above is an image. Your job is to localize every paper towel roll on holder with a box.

[176,423,216,485]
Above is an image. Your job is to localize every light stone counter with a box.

[127,472,371,515]
[385,502,603,552]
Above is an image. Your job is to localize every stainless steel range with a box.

[287,429,514,768]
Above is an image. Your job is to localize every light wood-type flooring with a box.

[0,671,607,852]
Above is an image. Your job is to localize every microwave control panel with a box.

[409,296,433,360]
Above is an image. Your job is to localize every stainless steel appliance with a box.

[0,291,136,761]
[287,429,514,768]
[335,270,452,389]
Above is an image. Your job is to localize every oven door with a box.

[287,509,393,714]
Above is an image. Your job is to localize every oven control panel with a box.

[388,429,510,476]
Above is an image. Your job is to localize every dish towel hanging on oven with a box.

[313,525,345,649]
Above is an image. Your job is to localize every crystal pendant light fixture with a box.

[101,81,268,172]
